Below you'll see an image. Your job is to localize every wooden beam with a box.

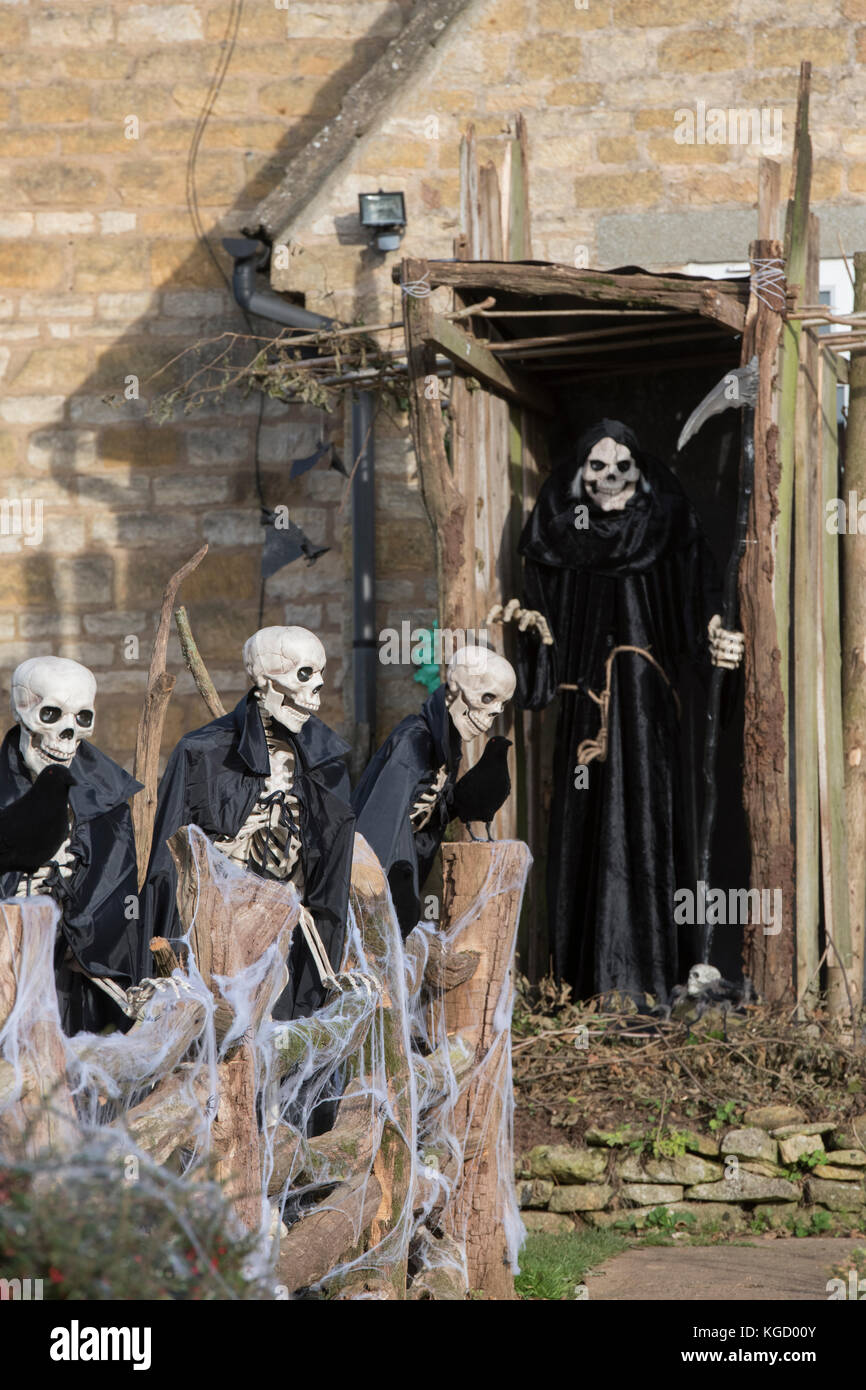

[396,259,750,332]
[425,312,555,414]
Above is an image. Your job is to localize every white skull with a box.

[445,646,516,743]
[575,435,642,512]
[243,626,326,734]
[686,963,722,998]
[10,655,97,778]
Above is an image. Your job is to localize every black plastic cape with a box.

[516,420,721,1005]
[0,727,143,1034]
[351,683,463,930]
[142,692,355,1019]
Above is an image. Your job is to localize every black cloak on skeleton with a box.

[351,683,463,932]
[142,691,355,1019]
[516,419,721,1005]
[0,727,143,1035]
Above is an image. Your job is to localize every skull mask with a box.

[445,646,516,742]
[573,435,643,512]
[11,655,96,779]
[686,963,722,998]
[243,626,326,734]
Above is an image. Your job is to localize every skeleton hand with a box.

[486,598,553,646]
[708,615,745,670]
[126,974,192,1010]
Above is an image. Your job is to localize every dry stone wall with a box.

[515,1107,866,1237]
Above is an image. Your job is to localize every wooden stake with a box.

[175,605,226,718]
[793,213,820,1009]
[131,544,209,884]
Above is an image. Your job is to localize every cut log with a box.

[439,840,531,1300]
[69,988,207,1091]
[212,1041,261,1230]
[0,900,77,1155]
[169,825,298,1045]
[275,1171,383,1294]
[119,1064,212,1165]
[148,935,187,977]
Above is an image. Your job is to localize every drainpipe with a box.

[222,237,334,331]
[350,390,376,774]
[223,238,375,763]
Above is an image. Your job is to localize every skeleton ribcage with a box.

[214,723,303,885]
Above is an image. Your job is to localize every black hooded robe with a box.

[351,683,463,933]
[0,728,143,1035]
[516,420,720,1006]
[142,691,355,1020]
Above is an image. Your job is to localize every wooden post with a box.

[401,256,468,635]
[842,250,866,1009]
[793,213,821,1008]
[818,344,855,1020]
[738,237,795,1003]
[439,839,531,1299]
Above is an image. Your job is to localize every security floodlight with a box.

[358,191,407,252]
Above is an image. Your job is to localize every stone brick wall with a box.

[517,1107,866,1239]
[0,0,415,766]
[1,0,863,771]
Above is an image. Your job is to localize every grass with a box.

[515,1229,627,1300]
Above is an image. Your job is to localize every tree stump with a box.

[439,840,531,1300]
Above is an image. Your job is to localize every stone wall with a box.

[2,1,864,769]
[516,1106,866,1238]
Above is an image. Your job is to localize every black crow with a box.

[0,764,75,876]
[387,859,420,939]
[451,736,512,841]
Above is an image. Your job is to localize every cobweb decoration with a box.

[0,826,532,1299]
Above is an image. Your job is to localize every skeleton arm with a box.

[486,598,554,646]
[708,614,745,670]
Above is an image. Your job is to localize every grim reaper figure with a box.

[0,656,143,1035]
[143,626,355,1019]
[494,420,743,1006]
[352,645,516,935]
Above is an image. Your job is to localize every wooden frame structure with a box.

[395,76,864,1015]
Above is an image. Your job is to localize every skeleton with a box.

[212,627,326,883]
[490,434,745,670]
[404,647,516,836]
[9,656,95,897]
[571,434,645,513]
[11,655,96,779]
[444,645,516,743]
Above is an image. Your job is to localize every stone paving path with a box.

[588,1238,866,1301]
